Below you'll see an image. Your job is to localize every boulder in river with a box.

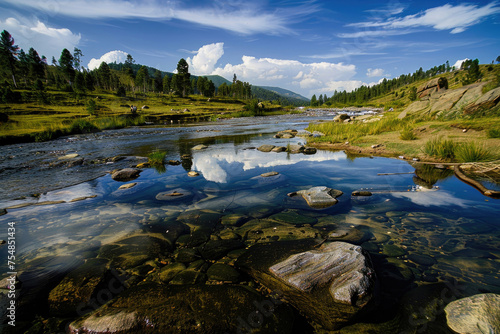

[257,144,275,152]
[111,168,142,181]
[445,293,500,334]
[292,186,343,208]
[237,240,376,330]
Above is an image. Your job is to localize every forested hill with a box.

[258,86,309,101]
[108,62,307,106]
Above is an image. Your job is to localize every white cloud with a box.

[453,58,469,70]
[345,2,500,36]
[87,50,128,70]
[366,68,384,77]
[0,17,80,60]
[211,51,357,97]
[187,42,224,75]
[3,0,318,35]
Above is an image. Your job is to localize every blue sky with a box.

[1,0,499,98]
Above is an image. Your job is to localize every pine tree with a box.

[310,94,317,106]
[176,58,190,97]
[59,48,75,84]
[0,30,20,87]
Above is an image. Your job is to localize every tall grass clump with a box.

[148,151,166,166]
[424,136,456,160]
[399,126,417,140]
[455,142,494,162]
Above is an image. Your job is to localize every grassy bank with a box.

[0,90,288,145]
[307,111,500,163]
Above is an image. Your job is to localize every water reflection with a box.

[191,145,346,183]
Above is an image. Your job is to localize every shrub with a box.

[116,86,126,97]
[455,142,493,162]
[487,128,500,138]
[424,137,456,160]
[86,99,97,116]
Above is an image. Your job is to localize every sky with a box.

[1,0,499,98]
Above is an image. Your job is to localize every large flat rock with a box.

[236,240,376,330]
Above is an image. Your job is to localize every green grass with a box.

[455,142,494,162]
[307,112,408,143]
[148,151,166,165]
[424,136,457,160]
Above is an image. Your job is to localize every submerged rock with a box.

[445,293,500,334]
[68,283,295,334]
[48,259,119,317]
[237,241,376,330]
[111,168,142,181]
[352,190,372,196]
[293,186,343,208]
[207,263,241,282]
[156,188,192,201]
[119,182,137,189]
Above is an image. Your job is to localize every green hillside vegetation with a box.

[0,30,298,145]
[307,61,500,163]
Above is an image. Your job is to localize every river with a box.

[0,113,499,333]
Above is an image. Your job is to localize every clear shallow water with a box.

[0,115,499,332]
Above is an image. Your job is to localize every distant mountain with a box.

[257,86,309,101]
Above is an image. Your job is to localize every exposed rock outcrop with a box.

[400,81,500,119]
[417,77,448,98]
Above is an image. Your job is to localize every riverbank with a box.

[0,92,291,146]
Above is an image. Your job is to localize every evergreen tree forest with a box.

[0,30,253,103]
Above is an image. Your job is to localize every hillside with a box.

[258,86,309,101]
[307,63,500,165]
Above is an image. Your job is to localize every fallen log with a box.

[454,166,500,198]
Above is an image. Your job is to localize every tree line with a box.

[0,29,253,103]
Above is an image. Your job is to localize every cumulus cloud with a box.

[4,0,318,35]
[211,53,357,97]
[366,68,385,77]
[0,17,80,59]
[343,2,500,37]
[87,50,128,70]
[187,43,224,75]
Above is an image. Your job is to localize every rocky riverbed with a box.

[0,114,499,333]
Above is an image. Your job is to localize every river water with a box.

[0,113,499,333]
